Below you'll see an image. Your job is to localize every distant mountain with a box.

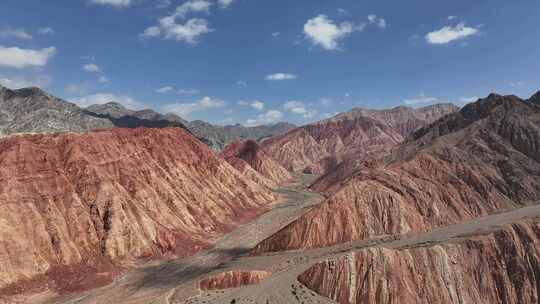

[252,92,540,254]
[0,85,295,150]
[187,120,296,151]
[0,85,113,136]
[529,91,540,104]
[261,103,458,174]
[85,102,296,151]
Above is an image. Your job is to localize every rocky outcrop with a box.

[262,104,458,174]
[0,85,113,136]
[298,219,540,304]
[198,270,272,291]
[253,93,540,253]
[0,127,275,292]
[529,90,540,105]
[222,140,292,186]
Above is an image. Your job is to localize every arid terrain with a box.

[1,88,539,304]
[7,175,539,304]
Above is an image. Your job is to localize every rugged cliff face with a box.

[253,93,540,253]
[222,140,292,186]
[261,104,458,174]
[0,128,275,292]
[198,270,272,291]
[298,219,540,304]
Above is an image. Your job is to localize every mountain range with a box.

[261,103,458,174]
[0,85,295,150]
[1,84,540,304]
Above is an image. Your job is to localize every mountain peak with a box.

[529,91,540,105]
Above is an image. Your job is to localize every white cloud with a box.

[251,100,265,110]
[142,26,161,37]
[245,110,284,126]
[37,27,55,35]
[238,100,264,110]
[156,0,171,8]
[98,76,110,83]
[178,88,199,94]
[426,22,479,45]
[142,18,213,43]
[156,86,175,93]
[141,0,218,43]
[448,16,458,20]
[458,97,478,104]
[65,83,89,95]
[236,80,247,87]
[509,81,527,88]
[265,73,297,81]
[217,0,234,8]
[83,63,102,73]
[175,0,212,18]
[0,75,51,89]
[89,0,131,7]
[272,32,280,38]
[0,28,32,40]
[81,55,96,61]
[367,14,386,29]
[404,94,441,105]
[161,96,225,116]
[320,98,333,106]
[0,46,56,68]
[304,14,358,50]
[337,8,347,14]
[71,93,146,109]
[283,100,317,119]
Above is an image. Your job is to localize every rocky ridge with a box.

[298,219,540,304]
[222,140,292,187]
[261,103,458,174]
[0,127,275,293]
[253,92,540,254]
[0,85,113,136]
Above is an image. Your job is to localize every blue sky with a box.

[0,0,538,125]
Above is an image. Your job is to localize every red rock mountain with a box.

[0,128,275,293]
[198,270,272,291]
[222,140,292,187]
[253,93,540,254]
[298,219,540,304]
[261,103,458,174]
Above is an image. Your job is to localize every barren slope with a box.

[253,93,540,253]
[299,219,540,304]
[222,140,292,186]
[0,127,275,294]
[262,103,457,174]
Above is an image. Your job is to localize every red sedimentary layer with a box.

[252,94,540,254]
[261,104,458,174]
[198,270,272,290]
[222,139,292,186]
[298,219,540,304]
[0,127,275,294]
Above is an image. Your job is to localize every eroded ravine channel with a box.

[46,174,325,304]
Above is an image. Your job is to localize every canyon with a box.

[1,85,539,304]
[252,93,540,254]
